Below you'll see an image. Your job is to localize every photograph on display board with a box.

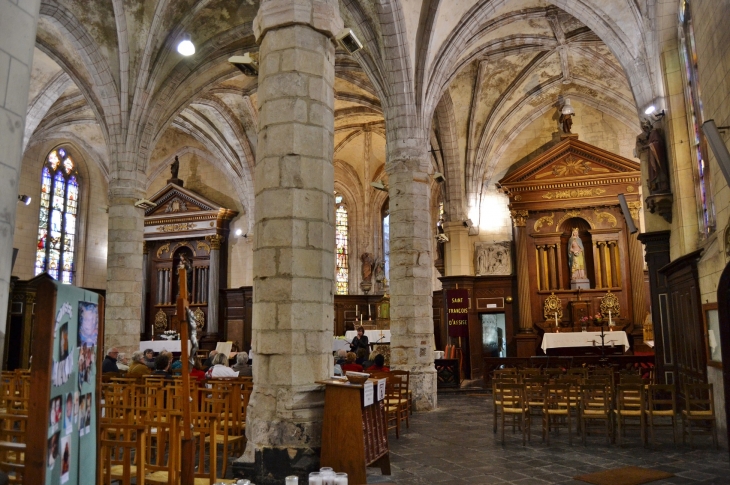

[73,392,79,424]
[60,436,70,483]
[49,396,61,432]
[77,302,98,347]
[78,396,86,437]
[59,322,69,361]
[64,393,73,435]
[47,431,59,468]
[84,393,91,433]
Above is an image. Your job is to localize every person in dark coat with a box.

[349,326,369,354]
[101,348,120,373]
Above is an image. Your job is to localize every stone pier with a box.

[237,0,342,482]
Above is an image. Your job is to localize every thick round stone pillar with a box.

[105,182,145,354]
[387,146,437,411]
[239,1,342,482]
[0,0,41,364]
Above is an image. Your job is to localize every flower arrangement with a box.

[579,313,604,328]
[161,330,180,340]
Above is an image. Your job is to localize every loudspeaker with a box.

[618,194,638,234]
[702,120,730,186]
[11,248,18,272]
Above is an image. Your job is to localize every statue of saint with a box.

[171,156,180,179]
[374,260,385,283]
[640,121,670,194]
[360,252,375,283]
[567,228,586,280]
[560,112,573,134]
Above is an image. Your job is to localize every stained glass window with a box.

[36,148,79,284]
[679,0,715,235]
[335,194,349,295]
[382,200,390,283]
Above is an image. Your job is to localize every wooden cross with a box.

[176,265,195,484]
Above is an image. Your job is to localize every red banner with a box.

[446,289,470,337]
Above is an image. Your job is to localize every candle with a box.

[555,312,558,327]
[609,310,613,327]
[368,304,371,315]
[355,304,358,315]
[335,473,348,485]
[360,314,362,323]
[309,472,322,485]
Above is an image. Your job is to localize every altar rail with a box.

[483,355,655,388]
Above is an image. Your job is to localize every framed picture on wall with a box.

[702,302,721,368]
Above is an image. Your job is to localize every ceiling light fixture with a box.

[644,105,656,115]
[235,229,243,236]
[561,98,575,116]
[177,35,195,56]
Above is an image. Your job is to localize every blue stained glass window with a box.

[382,200,390,283]
[36,147,80,284]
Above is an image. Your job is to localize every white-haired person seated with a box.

[128,350,151,376]
[205,352,239,378]
[231,352,251,377]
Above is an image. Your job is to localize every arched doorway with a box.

[715,262,730,453]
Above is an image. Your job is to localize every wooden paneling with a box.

[220,287,252,351]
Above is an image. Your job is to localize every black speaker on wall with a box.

[702,119,730,186]
[618,194,638,234]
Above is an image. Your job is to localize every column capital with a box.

[206,234,224,250]
[254,0,343,42]
[511,210,529,227]
[142,241,149,255]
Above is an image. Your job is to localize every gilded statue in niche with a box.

[474,242,512,276]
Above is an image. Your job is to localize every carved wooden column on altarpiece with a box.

[626,202,648,340]
[206,234,223,336]
[512,210,538,357]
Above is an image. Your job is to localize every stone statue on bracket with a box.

[640,121,670,194]
[568,228,590,289]
[474,242,512,276]
[168,155,184,187]
[359,252,375,294]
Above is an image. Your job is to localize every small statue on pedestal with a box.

[568,228,590,289]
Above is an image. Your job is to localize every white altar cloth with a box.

[541,330,629,353]
[344,329,391,345]
[139,340,191,353]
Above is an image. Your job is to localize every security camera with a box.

[229,53,259,76]
[435,233,449,243]
[336,28,363,55]
[134,199,157,210]
[370,180,388,191]
[433,172,445,183]
[463,219,474,228]
[17,195,31,205]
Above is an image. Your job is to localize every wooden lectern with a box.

[318,379,391,484]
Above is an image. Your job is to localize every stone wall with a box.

[12,140,108,288]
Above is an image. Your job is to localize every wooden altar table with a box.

[541,330,629,354]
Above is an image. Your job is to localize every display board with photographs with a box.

[27,278,103,485]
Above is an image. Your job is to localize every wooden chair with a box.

[144,414,181,485]
[492,376,518,433]
[190,412,237,485]
[681,383,718,448]
[203,385,245,476]
[645,384,677,445]
[389,371,410,429]
[98,422,146,485]
[524,376,548,418]
[496,382,530,445]
[384,376,404,438]
[0,441,24,483]
[580,383,612,445]
[614,383,645,446]
[543,383,572,445]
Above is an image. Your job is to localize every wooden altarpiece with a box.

[143,183,237,346]
[499,138,647,355]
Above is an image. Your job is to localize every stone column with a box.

[238,1,342,482]
[511,210,538,357]
[0,0,41,364]
[442,221,472,276]
[387,145,437,411]
[105,182,145,354]
[206,234,223,334]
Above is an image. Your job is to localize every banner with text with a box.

[446,289,470,337]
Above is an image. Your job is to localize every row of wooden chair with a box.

[369,370,410,438]
[492,374,718,448]
[0,371,30,483]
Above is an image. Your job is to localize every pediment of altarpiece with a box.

[498,138,641,211]
[144,183,237,240]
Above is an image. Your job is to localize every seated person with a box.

[152,354,173,379]
[143,349,156,369]
[362,350,378,370]
[368,354,390,372]
[202,350,218,370]
[205,352,239,378]
[127,351,151,376]
[335,349,347,366]
[170,358,182,371]
[101,348,120,373]
[231,352,252,377]
[355,348,368,365]
[116,353,130,372]
[341,352,364,373]
[189,356,207,382]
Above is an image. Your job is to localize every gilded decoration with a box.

[557,209,588,228]
[172,241,194,253]
[628,201,641,221]
[533,213,555,232]
[599,291,620,317]
[154,309,168,330]
[197,241,211,255]
[543,293,563,321]
[142,241,149,255]
[165,197,188,213]
[206,234,224,250]
[192,307,205,330]
[593,210,617,227]
[510,210,529,227]
[156,242,170,258]
[626,185,635,192]
[541,188,606,200]
[156,222,197,233]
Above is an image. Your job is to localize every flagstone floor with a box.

[366,393,730,485]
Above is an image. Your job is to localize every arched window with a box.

[382,199,390,283]
[35,147,79,284]
[679,0,715,234]
[335,194,349,295]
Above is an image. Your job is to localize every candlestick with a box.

[360,313,362,323]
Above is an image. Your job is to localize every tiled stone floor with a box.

[367,393,730,484]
